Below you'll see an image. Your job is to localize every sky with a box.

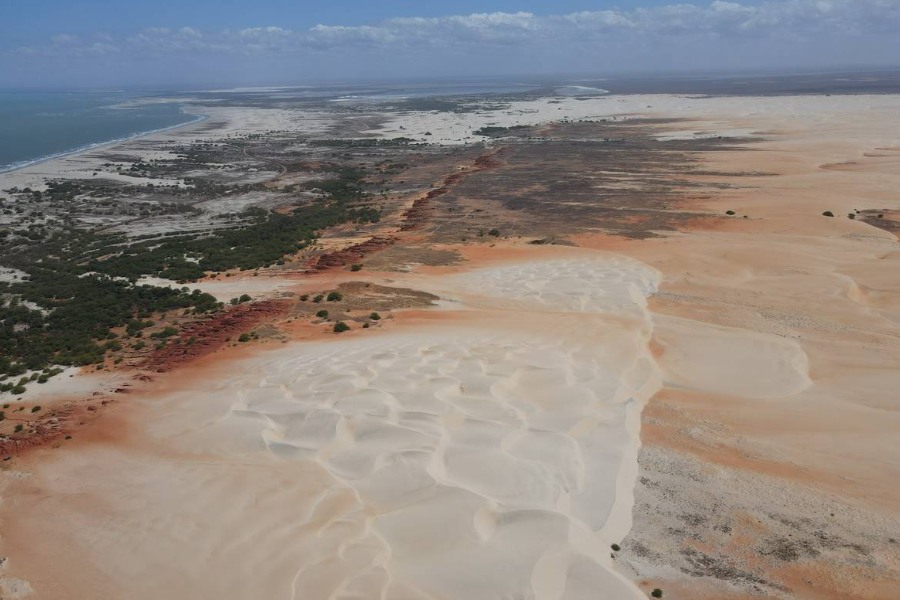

[2,0,900,89]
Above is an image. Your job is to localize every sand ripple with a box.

[193,257,662,599]
[13,256,669,600]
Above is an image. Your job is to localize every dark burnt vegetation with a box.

[474,125,531,137]
[423,119,748,243]
[308,137,417,148]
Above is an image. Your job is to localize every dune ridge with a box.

[3,255,663,599]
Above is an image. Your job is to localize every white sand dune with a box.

[5,254,664,600]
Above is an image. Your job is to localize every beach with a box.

[1,89,899,599]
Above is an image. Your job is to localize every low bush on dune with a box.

[333,321,350,333]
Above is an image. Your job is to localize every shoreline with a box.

[0,108,210,177]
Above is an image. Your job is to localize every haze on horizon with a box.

[2,0,900,89]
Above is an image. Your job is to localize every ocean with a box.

[0,91,199,173]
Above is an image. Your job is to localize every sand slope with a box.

[3,255,662,600]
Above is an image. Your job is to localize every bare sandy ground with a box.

[1,251,663,600]
[1,92,899,599]
[574,95,900,598]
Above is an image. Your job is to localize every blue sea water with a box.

[0,91,199,173]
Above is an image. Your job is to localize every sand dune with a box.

[3,255,661,600]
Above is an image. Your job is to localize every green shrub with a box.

[31,405,41,413]
[315,310,329,319]
[326,291,343,302]
[350,264,363,272]
[611,544,621,552]
[488,228,500,237]
[299,294,309,301]
[651,589,663,598]
[151,327,179,339]
[333,321,350,333]
[238,333,251,343]
[14,424,23,433]
[239,294,252,303]
[313,294,324,303]
[369,312,381,320]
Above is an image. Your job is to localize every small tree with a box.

[369,312,381,320]
[327,291,343,302]
[316,310,329,319]
[333,321,350,333]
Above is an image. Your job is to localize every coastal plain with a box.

[1,88,899,599]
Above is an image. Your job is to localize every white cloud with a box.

[14,1,900,59]
[4,1,899,84]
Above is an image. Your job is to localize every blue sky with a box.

[2,1,899,88]
[2,1,696,39]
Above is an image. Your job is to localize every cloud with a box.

[12,1,900,59]
[3,1,899,86]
